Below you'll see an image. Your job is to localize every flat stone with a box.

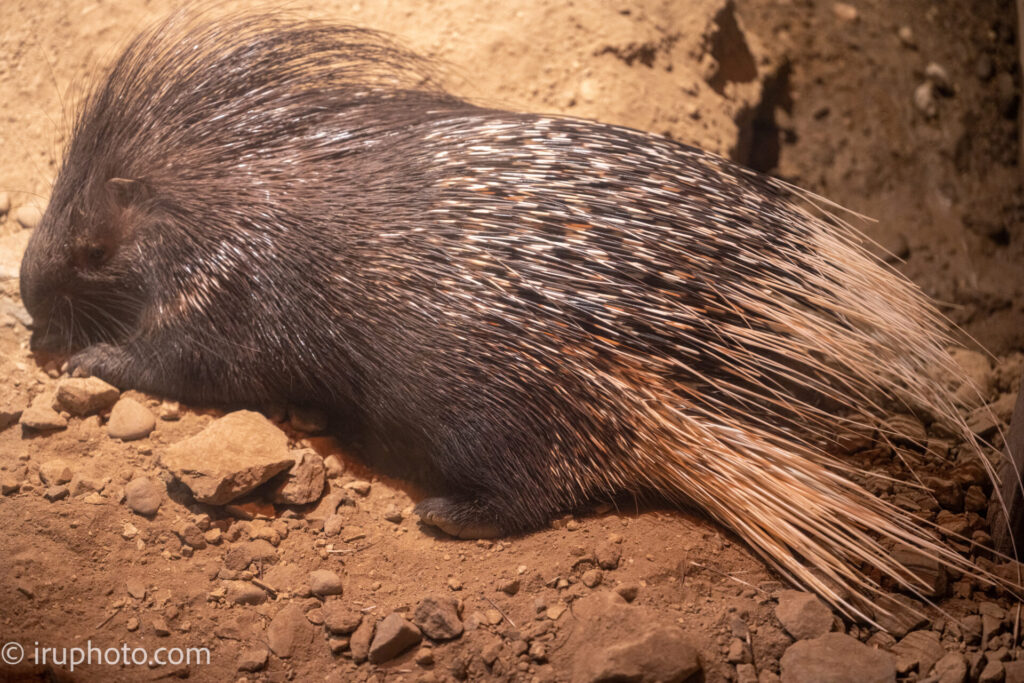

[570,591,702,683]
[412,596,463,641]
[891,549,947,597]
[160,410,294,505]
[124,477,162,516]
[872,594,928,638]
[107,397,155,441]
[266,603,312,658]
[271,449,326,505]
[323,602,362,635]
[780,633,895,683]
[775,591,834,640]
[56,377,119,416]
[368,613,422,664]
[19,401,67,431]
[308,569,343,598]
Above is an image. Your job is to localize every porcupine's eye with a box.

[79,243,110,269]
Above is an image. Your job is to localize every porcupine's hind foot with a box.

[414,496,504,539]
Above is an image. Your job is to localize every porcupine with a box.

[18,13,1014,620]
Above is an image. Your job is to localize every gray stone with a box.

[160,411,293,505]
[368,613,422,664]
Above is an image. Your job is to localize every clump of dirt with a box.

[0,1,1021,682]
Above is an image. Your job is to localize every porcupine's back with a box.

[22,13,1012,622]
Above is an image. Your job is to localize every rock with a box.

[884,414,927,446]
[914,82,938,119]
[159,410,294,505]
[0,192,9,215]
[383,505,404,523]
[323,514,344,536]
[925,63,953,95]
[350,617,376,663]
[266,603,312,658]
[412,596,463,641]
[780,633,895,683]
[832,2,858,22]
[323,455,344,478]
[891,549,947,597]
[979,659,1003,683]
[897,26,915,48]
[56,377,119,416]
[931,651,967,683]
[14,204,42,230]
[237,647,268,672]
[1,474,21,495]
[39,459,73,486]
[222,540,278,571]
[308,569,343,598]
[892,630,943,677]
[595,542,622,570]
[323,602,362,635]
[1004,660,1024,683]
[225,581,267,605]
[44,485,69,501]
[271,449,326,505]
[949,348,993,404]
[19,401,67,431]
[368,614,422,664]
[872,594,928,638]
[125,579,147,600]
[570,592,702,683]
[581,569,603,588]
[497,578,520,596]
[107,397,155,441]
[344,480,371,496]
[152,618,171,637]
[124,477,162,516]
[775,591,833,640]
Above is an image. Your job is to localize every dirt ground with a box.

[0,0,1022,681]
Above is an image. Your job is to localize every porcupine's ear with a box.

[106,177,150,208]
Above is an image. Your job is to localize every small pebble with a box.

[832,2,858,22]
[344,480,372,496]
[897,26,915,48]
[124,477,162,516]
[581,569,603,588]
[308,569,344,597]
[107,397,156,441]
[497,578,520,595]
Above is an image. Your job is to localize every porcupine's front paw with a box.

[415,497,504,539]
[68,343,135,387]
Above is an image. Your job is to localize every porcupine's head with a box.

[19,12,445,357]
